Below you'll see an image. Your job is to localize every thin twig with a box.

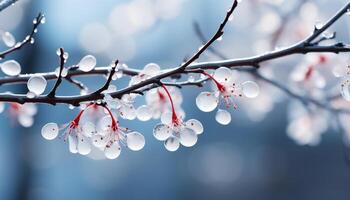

[0,13,44,59]
[47,48,65,98]
[93,60,118,95]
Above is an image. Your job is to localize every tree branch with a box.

[0,1,348,106]
[0,0,18,12]
[0,12,44,59]
[47,48,65,99]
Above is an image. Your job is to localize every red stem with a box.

[160,84,180,125]
[201,71,226,92]
[70,103,95,128]
[101,104,118,131]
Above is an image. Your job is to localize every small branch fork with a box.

[0,1,348,106]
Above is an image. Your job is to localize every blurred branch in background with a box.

[0,0,18,12]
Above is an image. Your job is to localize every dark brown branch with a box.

[176,0,238,71]
[0,13,44,59]
[47,48,65,98]
[93,60,118,95]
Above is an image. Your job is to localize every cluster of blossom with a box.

[39,61,261,159]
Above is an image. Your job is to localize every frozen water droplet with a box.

[112,70,123,80]
[315,21,323,29]
[63,52,69,59]
[136,105,152,121]
[185,119,203,134]
[217,36,223,41]
[215,109,231,125]
[41,17,46,24]
[228,15,234,21]
[27,75,47,95]
[214,67,232,82]
[104,142,121,159]
[1,60,21,76]
[55,67,68,77]
[346,9,350,16]
[56,48,61,56]
[143,63,160,76]
[153,124,172,141]
[164,137,180,151]
[78,55,96,72]
[196,92,218,112]
[33,18,37,24]
[26,92,35,98]
[2,32,15,47]
[41,122,59,140]
[127,132,145,151]
[30,38,34,44]
[242,81,260,98]
[179,128,197,147]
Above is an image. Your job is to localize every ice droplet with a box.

[196,92,218,112]
[2,32,16,47]
[242,81,260,98]
[78,55,96,72]
[27,75,47,95]
[215,109,231,125]
[41,122,59,140]
[1,60,21,76]
[127,132,145,151]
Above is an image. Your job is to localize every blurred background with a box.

[0,0,350,199]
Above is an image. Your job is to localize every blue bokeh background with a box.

[0,0,350,199]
